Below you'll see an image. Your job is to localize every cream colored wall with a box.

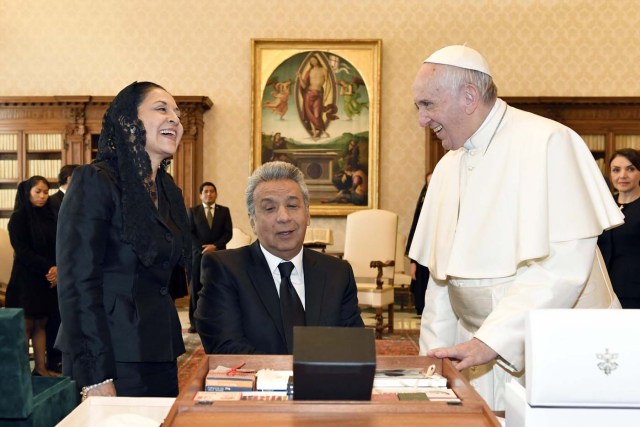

[3,0,640,251]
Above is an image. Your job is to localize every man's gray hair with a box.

[442,65,498,104]
[246,161,310,220]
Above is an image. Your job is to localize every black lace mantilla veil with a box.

[95,82,190,268]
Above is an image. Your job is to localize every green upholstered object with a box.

[0,309,78,426]
[0,309,33,419]
[0,377,78,427]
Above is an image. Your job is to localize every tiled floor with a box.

[176,297,422,332]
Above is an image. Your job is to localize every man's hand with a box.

[410,262,417,280]
[426,338,498,371]
[201,244,218,254]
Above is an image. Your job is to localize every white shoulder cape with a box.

[409,103,623,280]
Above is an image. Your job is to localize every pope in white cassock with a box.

[409,45,624,410]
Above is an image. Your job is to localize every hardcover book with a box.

[373,369,447,388]
[255,369,293,391]
[194,391,242,402]
[205,369,255,392]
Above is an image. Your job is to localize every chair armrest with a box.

[370,260,395,289]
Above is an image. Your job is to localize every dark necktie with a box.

[278,261,305,353]
[206,206,213,228]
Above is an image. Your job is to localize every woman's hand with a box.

[410,262,417,280]
[46,266,57,287]
[86,381,117,399]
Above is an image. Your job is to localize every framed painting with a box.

[251,39,382,216]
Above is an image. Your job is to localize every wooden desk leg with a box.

[387,303,394,333]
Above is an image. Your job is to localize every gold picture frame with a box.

[251,39,382,216]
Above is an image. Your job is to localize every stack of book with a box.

[372,368,460,403]
[373,369,447,388]
[195,366,293,402]
[255,369,293,392]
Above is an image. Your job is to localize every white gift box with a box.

[505,382,639,427]
[57,396,175,426]
[525,309,640,408]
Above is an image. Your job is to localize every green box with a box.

[0,309,78,426]
[0,309,33,419]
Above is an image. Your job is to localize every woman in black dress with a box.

[56,82,191,399]
[597,148,640,308]
[6,175,58,376]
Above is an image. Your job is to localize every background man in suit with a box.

[187,182,232,333]
[46,163,78,372]
[48,164,79,214]
[195,161,364,354]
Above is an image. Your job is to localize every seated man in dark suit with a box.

[195,161,364,354]
[187,181,233,333]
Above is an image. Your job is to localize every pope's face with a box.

[610,155,640,194]
[250,179,310,260]
[412,64,470,151]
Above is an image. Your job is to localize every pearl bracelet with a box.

[80,378,114,401]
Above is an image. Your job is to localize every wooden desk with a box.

[164,355,500,426]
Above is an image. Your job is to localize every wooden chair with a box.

[393,233,413,311]
[343,209,398,338]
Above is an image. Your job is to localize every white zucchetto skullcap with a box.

[423,45,492,77]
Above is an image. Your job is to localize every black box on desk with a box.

[293,326,375,401]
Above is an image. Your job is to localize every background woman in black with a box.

[406,171,432,315]
[598,148,640,308]
[56,81,191,398]
[6,175,58,376]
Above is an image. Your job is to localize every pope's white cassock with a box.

[409,98,624,410]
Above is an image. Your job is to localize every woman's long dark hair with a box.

[95,81,190,267]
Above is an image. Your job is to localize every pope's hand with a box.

[427,338,498,371]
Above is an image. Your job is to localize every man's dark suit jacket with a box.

[42,188,64,367]
[48,189,64,214]
[195,241,364,354]
[187,204,232,286]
